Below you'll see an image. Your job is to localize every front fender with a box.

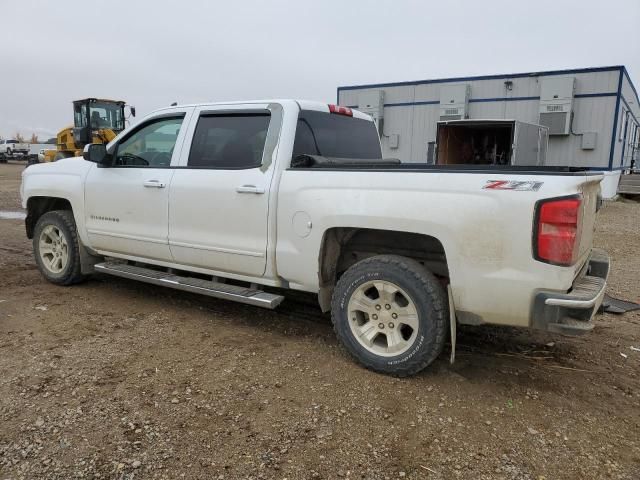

[22,159,94,246]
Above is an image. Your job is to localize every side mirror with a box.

[130,106,136,117]
[83,144,109,165]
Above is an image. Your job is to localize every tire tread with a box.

[331,255,448,377]
[33,210,86,286]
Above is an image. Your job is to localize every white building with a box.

[338,66,639,198]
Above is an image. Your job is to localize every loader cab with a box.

[72,98,127,146]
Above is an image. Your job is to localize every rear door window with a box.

[188,113,271,169]
[293,110,382,160]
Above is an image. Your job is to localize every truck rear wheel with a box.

[331,255,448,376]
[33,210,86,286]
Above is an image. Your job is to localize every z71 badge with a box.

[483,180,544,191]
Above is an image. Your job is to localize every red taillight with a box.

[535,196,582,266]
[328,104,353,116]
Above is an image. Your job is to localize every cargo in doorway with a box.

[434,119,548,166]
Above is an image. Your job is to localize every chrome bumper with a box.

[532,248,610,335]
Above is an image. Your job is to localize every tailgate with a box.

[576,176,602,266]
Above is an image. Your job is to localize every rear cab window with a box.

[293,110,382,162]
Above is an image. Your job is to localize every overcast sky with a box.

[1,0,638,140]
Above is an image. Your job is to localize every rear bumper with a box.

[532,248,610,335]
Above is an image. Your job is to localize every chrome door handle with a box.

[143,180,166,188]
[236,185,265,194]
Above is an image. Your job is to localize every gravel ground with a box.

[1,161,639,479]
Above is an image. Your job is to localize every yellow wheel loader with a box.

[43,98,135,162]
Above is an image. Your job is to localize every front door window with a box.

[114,117,184,167]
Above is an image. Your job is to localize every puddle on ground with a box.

[0,211,26,220]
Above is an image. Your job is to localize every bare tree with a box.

[14,132,25,142]
[29,133,39,144]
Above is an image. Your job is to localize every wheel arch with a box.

[317,227,450,312]
[26,196,73,239]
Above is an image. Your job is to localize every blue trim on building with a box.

[574,92,617,99]
[386,100,439,107]
[345,92,617,110]
[337,65,623,93]
[608,71,624,170]
[469,96,539,103]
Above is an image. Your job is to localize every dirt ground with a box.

[1,161,639,480]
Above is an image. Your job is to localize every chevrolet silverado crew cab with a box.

[21,100,609,376]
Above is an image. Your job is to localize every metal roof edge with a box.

[337,65,625,93]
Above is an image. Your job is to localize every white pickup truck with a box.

[21,100,609,376]
[0,139,30,161]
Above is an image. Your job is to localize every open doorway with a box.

[436,121,514,165]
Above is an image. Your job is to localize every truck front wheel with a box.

[331,255,448,376]
[33,210,86,285]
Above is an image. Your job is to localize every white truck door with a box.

[84,110,192,261]
[168,104,281,277]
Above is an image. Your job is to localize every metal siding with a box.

[337,89,359,107]
[620,74,640,168]
[409,105,437,162]
[380,104,415,161]
[340,85,415,107]
[504,99,540,124]
[542,96,616,168]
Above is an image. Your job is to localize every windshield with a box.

[6,140,18,144]
[89,102,125,131]
[74,101,125,131]
[293,110,382,160]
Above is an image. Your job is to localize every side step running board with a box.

[94,262,285,309]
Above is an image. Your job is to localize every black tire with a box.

[331,255,448,376]
[33,210,86,286]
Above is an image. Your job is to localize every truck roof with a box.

[74,98,126,105]
[149,99,374,121]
